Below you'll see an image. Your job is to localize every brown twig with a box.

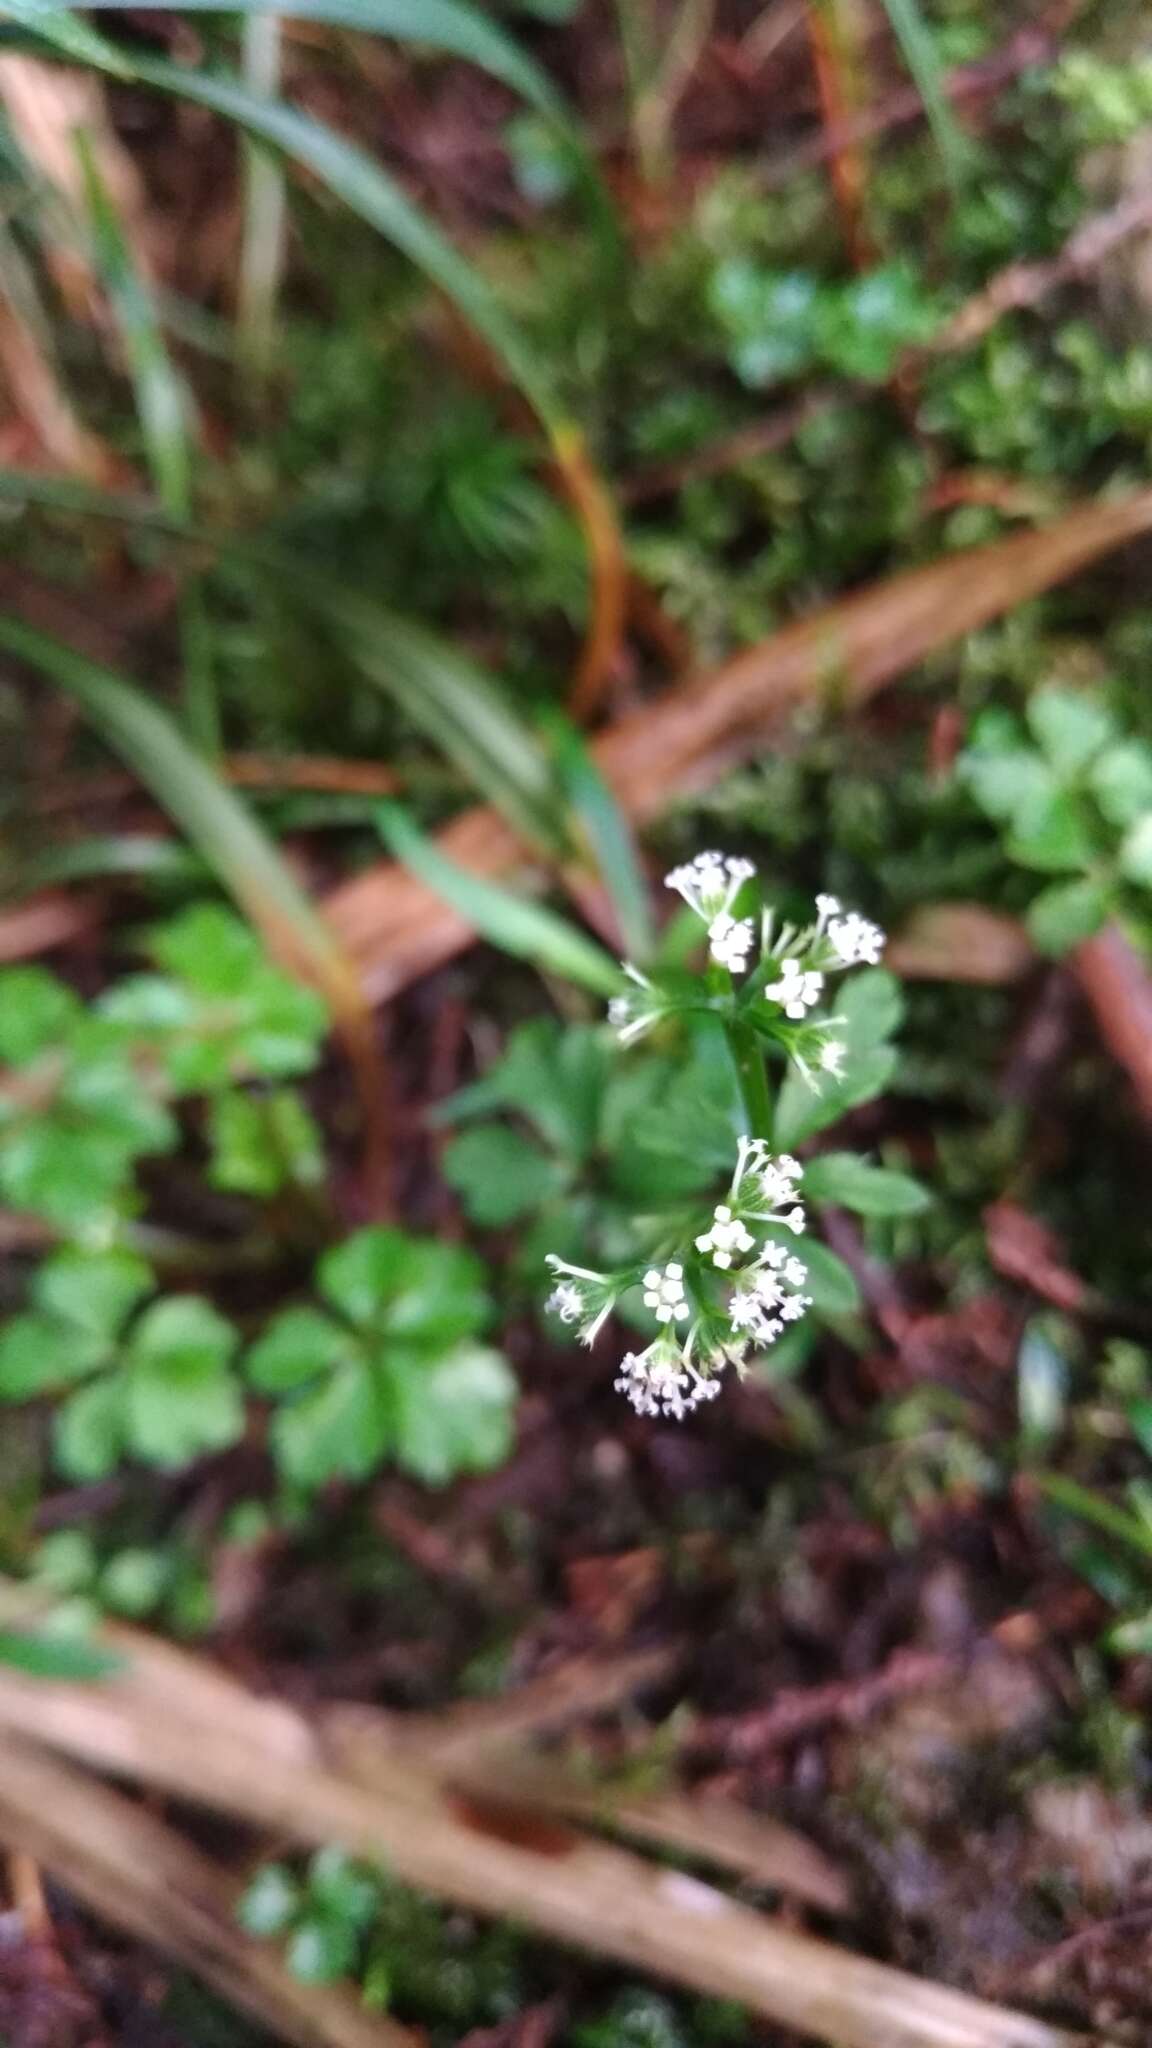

[689,1649,958,1762]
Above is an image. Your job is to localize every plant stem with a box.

[729,1020,773,1143]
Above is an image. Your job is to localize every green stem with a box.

[729,1020,773,1144]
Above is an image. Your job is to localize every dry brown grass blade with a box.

[0,1727,415,2048]
[1070,924,1152,1122]
[324,489,1152,998]
[886,903,1034,983]
[0,1640,1096,2048]
[552,426,628,721]
[0,290,116,481]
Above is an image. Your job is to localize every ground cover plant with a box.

[3,2,1152,2045]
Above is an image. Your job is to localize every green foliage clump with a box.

[239,1850,525,2026]
[959,684,1152,952]
[1050,49,1152,146]
[709,260,940,390]
[0,905,517,1491]
[247,1227,515,1489]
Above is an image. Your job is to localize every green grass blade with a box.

[237,9,288,384]
[878,0,969,193]
[309,586,565,856]
[113,54,560,427]
[81,0,568,121]
[376,801,623,997]
[0,612,352,1004]
[0,467,566,856]
[0,3,133,72]
[0,1630,124,1680]
[545,712,653,961]
[75,132,193,520]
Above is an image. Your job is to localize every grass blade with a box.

[376,801,622,996]
[82,0,568,122]
[546,712,653,961]
[75,129,193,519]
[878,0,969,194]
[237,9,287,385]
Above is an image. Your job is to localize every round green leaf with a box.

[56,1375,127,1479]
[1026,876,1111,955]
[34,1245,154,1338]
[270,1358,392,1487]
[0,967,82,1065]
[246,1307,348,1392]
[442,1125,561,1227]
[392,1341,516,1485]
[238,1863,301,1938]
[0,1313,107,1398]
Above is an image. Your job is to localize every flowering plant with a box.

[544,853,898,1419]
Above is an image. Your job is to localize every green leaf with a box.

[321,1227,490,1348]
[440,1019,610,1160]
[1017,1319,1069,1449]
[790,1238,862,1317]
[0,1113,132,1226]
[0,1629,123,1680]
[307,1848,379,1927]
[376,804,622,997]
[392,1341,516,1484]
[100,1547,169,1616]
[1026,876,1111,955]
[1026,687,1114,774]
[287,1915,359,1985]
[0,966,82,1064]
[1007,789,1095,873]
[207,1087,325,1196]
[34,1246,154,1339]
[1119,814,1152,886]
[270,1356,391,1486]
[801,1152,931,1217]
[1089,740,1152,827]
[773,969,902,1149]
[547,715,654,960]
[819,262,939,380]
[56,1376,126,1479]
[238,1863,301,1938]
[150,903,260,993]
[442,1124,562,1226]
[124,1296,243,1466]
[961,742,1053,831]
[247,1307,348,1392]
[0,1313,107,1398]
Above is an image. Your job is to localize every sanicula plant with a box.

[544,853,889,1419]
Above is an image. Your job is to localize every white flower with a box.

[755,1154,803,1208]
[665,851,755,926]
[827,912,885,966]
[727,1248,810,1348]
[642,1260,690,1324]
[607,962,663,1046]
[695,1203,755,1269]
[615,1340,719,1420]
[544,1254,614,1345]
[546,1281,584,1324]
[708,911,755,975]
[814,892,842,929]
[819,1038,846,1078]
[765,957,824,1019]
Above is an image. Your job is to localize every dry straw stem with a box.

[0,1624,1097,2048]
[0,1726,416,2048]
[324,488,1152,998]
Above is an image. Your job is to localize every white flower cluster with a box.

[545,1138,812,1422]
[604,858,884,1088]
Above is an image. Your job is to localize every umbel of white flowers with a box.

[546,1138,812,1420]
[550,858,887,1419]
[607,859,884,1085]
